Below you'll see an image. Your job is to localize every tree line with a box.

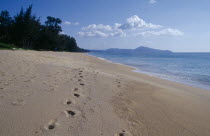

[0,5,87,52]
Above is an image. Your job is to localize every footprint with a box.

[67,110,76,116]
[119,133,124,136]
[73,93,80,97]
[80,83,85,86]
[116,130,131,136]
[45,119,57,130]
[48,124,55,130]
[80,76,83,78]
[78,79,82,82]
[73,88,78,91]
[65,110,76,117]
[66,100,72,105]
[24,79,31,82]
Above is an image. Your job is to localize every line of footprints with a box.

[43,69,130,136]
[44,69,84,132]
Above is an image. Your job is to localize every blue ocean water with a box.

[89,51,210,91]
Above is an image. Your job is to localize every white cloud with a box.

[138,28,184,36]
[74,22,79,25]
[82,24,112,31]
[63,21,79,26]
[149,0,157,4]
[78,23,126,37]
[110,30,126,37]
[63,21,71,25]
[77,31,108,37]
[114,23,122,29]
[119,15,162,30]
[77,15,183,38]
[78,29,126,38]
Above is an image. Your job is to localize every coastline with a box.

[0,50,210,136]
[88,52,210,91]
[87,52,210,95]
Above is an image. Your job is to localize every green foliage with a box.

[11,5,41,49]
[0,42,16,50]
[45,16,62,34]
[0,5,87,52]
[0,10,12,26]
[0,10,13,42]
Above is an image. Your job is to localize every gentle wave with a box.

[89,52,210,91]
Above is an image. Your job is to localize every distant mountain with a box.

[133,46,172,54]
[92,46,173,54]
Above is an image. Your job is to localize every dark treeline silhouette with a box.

[0,5,87,52]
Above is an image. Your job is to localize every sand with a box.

[0,50,209,136]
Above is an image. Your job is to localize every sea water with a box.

[89,51,210,91]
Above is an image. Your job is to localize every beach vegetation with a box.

[0,5,87,52]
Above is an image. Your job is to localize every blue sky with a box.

[1,0,210,52]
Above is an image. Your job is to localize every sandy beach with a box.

[0,50,210,136]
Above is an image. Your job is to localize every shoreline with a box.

[0,50,210,136]
[87,52,210,136]
[87,52,210,95]
[87,52,210,91]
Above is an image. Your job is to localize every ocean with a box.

[89,51,210,91]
